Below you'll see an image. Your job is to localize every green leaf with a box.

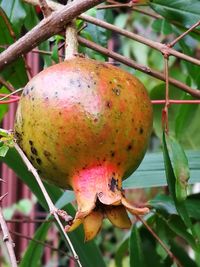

[150,83,183,139]
[51,42,59,63]
[152,19,173,35]
[0,0,26,36]
[163,214,196,249]
[19,222,51,267]
[55,190,75,209]
[0,144,9,157]
[162,132,198,244]
[123,150,200,189]
[150,194,200,221]
[51,35,64,63]
[0,87,9,123]
[39,41,52,68]
[0,7,28,88]
[115,234,129,267]
[129,226,146,267]
[23,3,39,30]
[16,199,33,215]
[167,137,190,201]
[170,241,198,267]
[150,0,200,27]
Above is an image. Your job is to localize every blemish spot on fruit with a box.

[94,118,98,123]
[106,101,112,109]
[29,140,33,146]
[70,79,74,85]
[36,158,42,165]
[112,87,121,96]
[31,146,38,155]
[117,162,121,166]
[139,127,144,134]
[110,151,115,157]
[30,86,34,91]
[31,97,35,101]
[126,144,132,151]
[109,177,118,192]
[15,131,22,143]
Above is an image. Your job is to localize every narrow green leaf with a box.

[51,42,59,63]
[150,194,200,221]
[162,133,199,247]
[0,7,28,88]
[164,215,196,250]
[167,136,190,201]
[115,234,129,267]
[150,0,200,27]
[0,0,26,35]
[129,226,146,267]
[123,150,200,189]
[170,241,198,267]
[0,144,9,157]
[19,222,51,267]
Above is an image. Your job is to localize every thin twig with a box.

[39,0,52,17]
[14,143,82,267]
[136,215,183,267]
[0,88,23,101]
[0,76,15,92]
[0,198,18,267]
[97,3,132,9]
[80,14,200,67]
[8,230,74,259]
[6,218,54,223]
[78,36,200,98]
[25,0,200,67]
[152,100,200,105]
[162,55,170,134]
[168,20,200,48]
[29,42,199,98]
[0,0,104,71]
[0,9,16,40]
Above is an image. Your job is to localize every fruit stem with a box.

[65,1,78,60]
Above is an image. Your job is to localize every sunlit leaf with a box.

[150,0,200,27]
[167,136,190,201]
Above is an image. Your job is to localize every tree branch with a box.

[24,0,200,67]
[0,0,104,71]
[78,36,200,98]
[0,197,18,267]
[39,0,52,17]
[14,143,82,267]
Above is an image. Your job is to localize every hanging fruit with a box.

[14,13,153,241]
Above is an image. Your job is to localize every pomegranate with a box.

[14,57,153,241]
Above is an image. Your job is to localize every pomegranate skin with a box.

[15,57,152,189]
[15,57,153,240]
